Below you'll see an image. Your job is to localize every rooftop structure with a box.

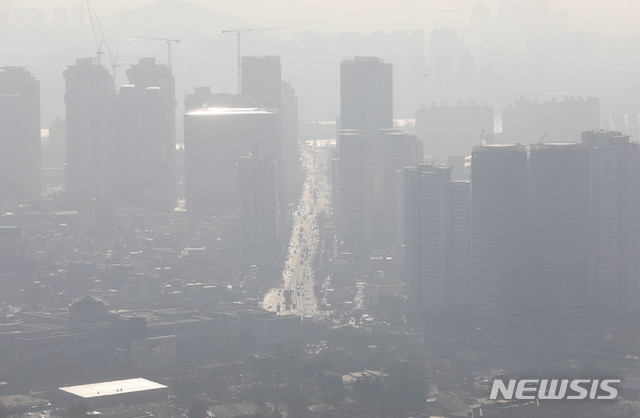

[59,378,167,401]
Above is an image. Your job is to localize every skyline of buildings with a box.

[3,51,640,335]
[5,40,640,417]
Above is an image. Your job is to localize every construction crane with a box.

[95,14,119,89]
[139,37,180,70]
[222,27,294,93]
[539,131,548,144]
[84,0,104,64]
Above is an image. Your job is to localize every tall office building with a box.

[416,102,493,158]
[502,96,600,144]
[529,143,590,324]
[404,164,452,320]
[64,58,114,198]
[238,155,277,246]
[376,131,423,247]
[242,56,301,216]
[451,181,471,310]
[0,67,40,205]
[338,130,375,253]
[110,85,139,204]
[184,103,278,221]
[109,58,176,210]
[582,131,640,313]
[471,144,529,330]
[340,57,393,134]
[241,56,282,109]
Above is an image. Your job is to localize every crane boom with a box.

[95,14,119,89]
[84,0,104,64]
[222,27,294,93]
[139,36,180,70]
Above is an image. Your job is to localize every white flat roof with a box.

[186,107,277,116]
[59,378,167,399]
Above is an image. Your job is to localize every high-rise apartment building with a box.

[502,96,600,144]
[451,180,472,310]
[241,56,281,109]
[338,130,375,252]
[340,57,392,134]
[583,131,640,313]
[109,58,176,210]
[0,67,40,204]
[404,164,452,319]
[64,58,114,198]
[376,131,423,247]
[529,142,590,324]
[471,144,529,330]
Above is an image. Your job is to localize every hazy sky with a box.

[2,0,640,35]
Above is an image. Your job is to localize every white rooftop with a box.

[186,107,277,116]
[59,378,167,399]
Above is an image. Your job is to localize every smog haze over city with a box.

[4,0,640,417]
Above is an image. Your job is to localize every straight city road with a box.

[262,142,331,317]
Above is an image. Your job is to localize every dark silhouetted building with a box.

[403,164,471,324]
[376,130,423,247]
[451,180,471,310]
[471,144,529,331]
[241,56,281,108]
[502,96,600,144]
[529,142,590,325]
[238,155,277,246]
[0,67,40,204]
[110,58,177,210]
[404,164,452,320]
[340,57,392,134]
[337,130,375,254]
[583,131,640,313]
[184,104,278,221]
[64,58,114,198]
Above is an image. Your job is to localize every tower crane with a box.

[84,0,104,64]
[139,37,181,70]
[221,27,294,93]
[95,14,119,89]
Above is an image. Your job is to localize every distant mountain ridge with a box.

[102,0,253,38]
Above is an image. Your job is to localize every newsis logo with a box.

[489,379,621,400]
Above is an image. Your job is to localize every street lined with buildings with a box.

[262,143,331,318]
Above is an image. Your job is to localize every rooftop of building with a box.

[473,143,526,152]
[531,141,584,149]
[186,107,277,116]
[70,294,106,306]
[59,378,167,399]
